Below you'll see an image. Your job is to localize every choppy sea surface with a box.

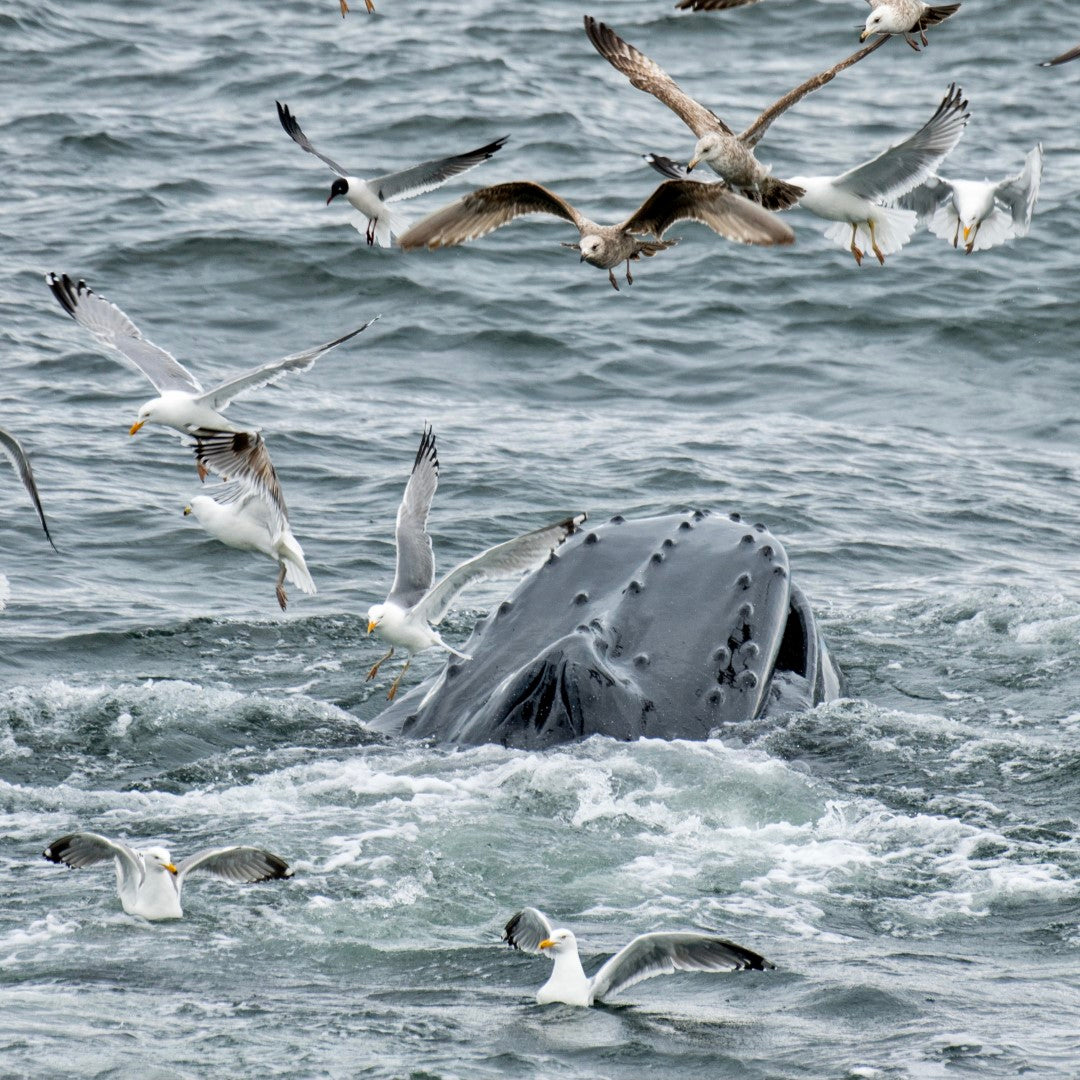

[2,0,1079,1076]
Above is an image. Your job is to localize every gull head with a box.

[688,132,722,172]
[860,9,895,40]
[578,235,606,266]
[327,178,350,205]
[367,603,386,635]
[538,929,577,956]
[144,847,179,876]
[129,400,156,436]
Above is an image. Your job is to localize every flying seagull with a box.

[898,144,1043,253]
[1,427,57,551]
[583,15,886,211]
[275,102,508,248]
[399,179,794,290]
[366,426,585,699]
[502,907,774,1006]
[42,831,293,919]
[861,1,961,50]
[1041,45,1080,67]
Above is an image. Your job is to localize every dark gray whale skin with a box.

[371,510,841,748]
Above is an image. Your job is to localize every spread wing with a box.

[832,83,969,201]
[42,831,143,889]
[643,152,691,181]
[994,144,1043,233]
[621,179,795,245]
[895,174,954,221]
[192,431,289,526]
[370,137,509,203]
[398,182,586,250]
[276,100,350,177]
[0,428,57,551]
[412,513,586,626]
[197,317,379,412]
[46,273,203,394]
[583,16,730,139]
[916,3,961,31]
[177,846,294,883]
[1041,44,1080,66]
[740,37,887,148]
[589,932,774,1001]
[502,907,554,954]
[675,0,762,8]
[387,426,439,609]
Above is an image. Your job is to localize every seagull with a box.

[184,475,315,612]
[860,1,961,50]
[502,908,774,1007]
[42,831,294,920]
[399,179,794,290]
[1,427,57,551]
[1041,45,1080,67]
[366,426,585,699]
[897,144,1043,253]
[583,15,886,211]
[275,102,509,248]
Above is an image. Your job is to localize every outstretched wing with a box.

[276,100,350,177]
[676,0,762,8]
[0,428,57,551]
[503,907,555,954]
[177,846,294,883]
[583,16,729,139]
[42,831,143,890]
[197,316,379,411]
[1041,44,1080,66]
[370,136,509,203]
[412,513,585,626]
[192,431,289,527]
[994,143,1043,233]
[398,182,586,250]
[832,83,969,201]
[387,426,439,608]
[590,932,774,1001]
[740,37,887,148]
[46,273,203,394]
[643,152,691,181]
[895,174,954,222]
[622,179,795,245]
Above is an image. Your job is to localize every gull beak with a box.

[962,225,972,243]
[326,193,336,205]
[367,620,377,634]
[538,939,555,950]
[163,863,178,875]
[579,253,586,263]
[183,506,192,516]
[859,28,871,41]
[129,419,145,436]
[686,157,699,172]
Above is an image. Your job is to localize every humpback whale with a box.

[371,510,840,747]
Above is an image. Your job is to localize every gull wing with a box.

[832,83,969,201]
[276,101,350,177]
[0,428,57,552]
[583,16,730,139]
[177,846,294,883]
[621,179,795,245]
[370,136,509,204]
[895,174,954,222]
[1041,44,1080,66]
[643,152,691,180]
[412,513,585,626]
[43,832,144,890]
[398,182,587,250]
[676,0,762,9]
[589,932,774,1001]
[915,3,961,32]
[994,144,1043,233]
[387,426,439,609]
[503,908,555,954]
[192,431,289,528]
[739,37,887,148]
[196,316,379,412]
[46,274,203,394]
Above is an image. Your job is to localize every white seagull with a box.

[275,102,508,248]
[860,1,961,50]
[898,144,1044,253]
[1,427,57,551]
[366,426,585,699]
[43,831,294,920]
[502,908,774,1007]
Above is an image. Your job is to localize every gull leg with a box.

[964,222,979,255]
[625,259,634,287]
[387,657,411,701]
[869,219,886,265]
[340,0,349,15]
[196,460,208,482]
[904,33,921,52]
[952,219,961,248]
[849,224,863,267]
[367,646,394,681]
[366,218,377,246]
[275,564,288,612]
[607,268,619,291]
[920,28,929,47]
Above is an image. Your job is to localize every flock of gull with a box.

[3,0,1073,1007]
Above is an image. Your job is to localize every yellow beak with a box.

[538,938,555,950]
[367,620,377,634]
[164,863,178,875]
[962,225,972,243]
[686,157,700,172]
[859,28,870,41]
[183,506,192,516]
[129,419,145,436]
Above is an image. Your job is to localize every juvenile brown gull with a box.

[861,1,961,50]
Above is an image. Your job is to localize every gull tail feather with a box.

[823,206,916,259]
[757,177,804,212]
[280,536,316,595]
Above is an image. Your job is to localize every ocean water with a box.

[2,0,1079,1076]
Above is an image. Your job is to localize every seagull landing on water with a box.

[1,427,57,552]
[42,832,293,920]
[502,908,774,1007]
[275,102,508,248]
[861,1,961,51]
[366,426,585,700]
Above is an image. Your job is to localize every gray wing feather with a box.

[276,101,349,177]
[1041,44,1080,66]
[42,831,143,888]
[0,428,57,551]
[895,174,954,221]
[388,426,439,608]
[412,513,586,626]
[643,153,691,181]
[675,0,762,9]
[192,431,289,530]
[590,932,774,1001]
[833,83,969,201]
[371,137,509,203]
[177,846,294,883]
[46,274,203,394]
[995,144,1043,231]
[502,908,554,954]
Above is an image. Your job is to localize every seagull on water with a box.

[275,102,508,248]
[502,908,774,1006]
[366,426,585,699]
[43,831,294,919]
[1,427,57,551]
[399,178,794,290]
[860,1,961,50]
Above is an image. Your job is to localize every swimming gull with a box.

[366,426,585,699]
[275,102,508,247]
[583,15,886,210]
[898,144,1043,253]
[1,427,57,551]
[43,831,293,919]
[399,178,794,289]
[861,1,960,50]
[502,908,774,1006]
[1041,45,1080,67]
